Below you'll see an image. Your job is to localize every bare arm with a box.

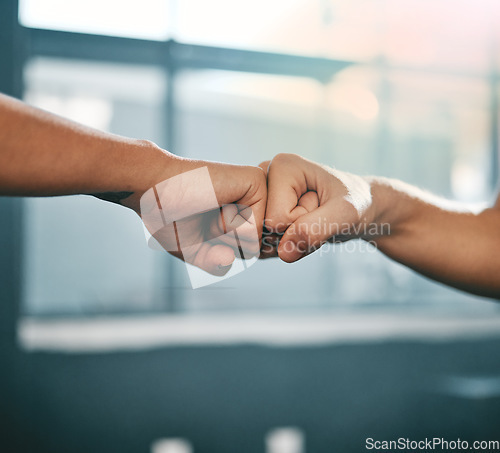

[0,93,170,202]
[0,93,267,274]
[369,179,500,298]
[262,153,500,299]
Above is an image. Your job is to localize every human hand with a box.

[122,146,267,276]
[260,153,377,262]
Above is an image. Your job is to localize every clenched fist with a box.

[260,153,378,262]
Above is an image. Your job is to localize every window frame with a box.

[5,2,500,323]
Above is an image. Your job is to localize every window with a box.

[18,0,500,319]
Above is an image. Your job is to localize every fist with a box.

[260,153,374,262]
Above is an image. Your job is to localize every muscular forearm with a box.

[0,93,174,202]
[369,177,500,298]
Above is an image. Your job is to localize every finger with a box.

[237,169,267,244]
[298,190,319,212]
[182,241,236,276]
[278,200,358,263]
[263,191,319,238]
[208,204,260,257]
[204,163,267,242]
[265,154,314,233]
[220,204,257,239]
[213,232,260,257]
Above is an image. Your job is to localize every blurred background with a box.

[1,0,500,452]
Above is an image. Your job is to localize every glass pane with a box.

[22,58,169,316]
[19,0,169,40]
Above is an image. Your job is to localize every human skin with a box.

[260,153,500,299]
[0,93,267,275]
[2,93,499,295]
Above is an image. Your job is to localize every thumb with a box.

[278,199,357,263]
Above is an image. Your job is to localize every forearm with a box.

[368,177,500,298]
[0,93,173,201]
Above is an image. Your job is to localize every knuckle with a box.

[272,152,298,166]
[245,165,266,181]
[263,216,279,231]
[264,215,290,233]
[253,165,267,182]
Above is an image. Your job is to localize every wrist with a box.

[96,139,182,212]
[125,140,181,193]
[364,176,416,242]
[362,176,397,240]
